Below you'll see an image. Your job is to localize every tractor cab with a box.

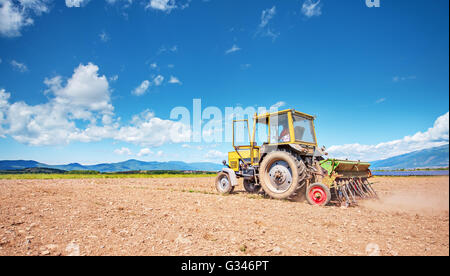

[228,109,318,172]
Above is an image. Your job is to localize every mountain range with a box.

[1,144,448,172]
[370,144,449,170]
[0,159,224,172]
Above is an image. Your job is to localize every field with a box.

[0,176,448,256]
[0,173,213,180]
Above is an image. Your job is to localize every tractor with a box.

[216,109,377,206]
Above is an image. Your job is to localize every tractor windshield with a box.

[292,114,316,144]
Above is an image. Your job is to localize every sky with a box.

[0,0,449,164]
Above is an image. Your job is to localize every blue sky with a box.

[0,0,448,164]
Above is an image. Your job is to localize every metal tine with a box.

[365,179,379,199]
[351,178,364,198]
[355,178,368,199]
[363,179,375,198]
[360,178,373,198]
[345,180,358,206]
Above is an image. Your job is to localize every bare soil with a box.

[0,176,448,256]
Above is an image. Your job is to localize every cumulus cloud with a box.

[47,63,113,114]
[146,0,176,12]
[205,150,226,160]
[302,0,322,18]
[65,0,90,8]
[0,0,49,37]
[327,112,450,161]
[225,44,241,55]
[114,147,132,155]
[0,62,191,146]
[0,63,113,145]
[137,148,153,157]
[113,109,191,147]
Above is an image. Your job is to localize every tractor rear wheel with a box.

[259,151,303,200]
[215,172,234,194]
[306,183,331,206]
[243,179,261,194]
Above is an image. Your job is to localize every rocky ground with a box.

[0,176,448,256]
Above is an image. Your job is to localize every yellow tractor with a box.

[216,109,376,206]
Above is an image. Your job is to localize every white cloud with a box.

[109,75,119,82]
[0,0,49,37]
[168,76,181,85]
[150,62,158,69]
[99,31,110,42]
[225,44,241,55]
[137,148,153,157]
[106,0,132,5]
[153,75,164,86]
[146,0,176,12]
[375,98,386,104]
[132,80,150,96]
[114,147,132,155]
[257,6,279,41]
[65,0,90,8]
[0,63,113,145]
[0,89,10,137]
[10,60,28,72]
[205,150,226,160]
[260,6,276,28]
[157,45,178,55]
[157,150,163,157]
[327,112,449,161]
[112,109,191,147]
[302,0,322,18]
[132,75,164,95]
[0,63,192,147]
[393,75,416,82]
[270,101,286,110]
[45,63,113,114]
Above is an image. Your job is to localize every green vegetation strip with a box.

[0,173,214,180]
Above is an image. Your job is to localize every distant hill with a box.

[371,144,449,170]
[0,159,224,172]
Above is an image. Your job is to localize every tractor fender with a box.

[221,168,238,187]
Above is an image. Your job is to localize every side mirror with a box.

[222,160,227,166]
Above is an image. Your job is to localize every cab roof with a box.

[254,109,315,120]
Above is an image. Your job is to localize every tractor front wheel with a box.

[306,183,331,206]
[215,172,234,194]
